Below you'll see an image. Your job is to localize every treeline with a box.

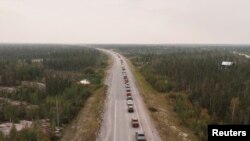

[0,45,106,86]
[43,48,104,71]
[0,60,43,86]
[118,46,250,140]
[0,44,107,140]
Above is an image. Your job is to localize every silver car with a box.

[135,131,146,141]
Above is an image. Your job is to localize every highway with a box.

[96,49,162,141]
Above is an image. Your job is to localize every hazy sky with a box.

[0,0,250,44]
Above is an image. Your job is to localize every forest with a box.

[115,45,250,140]
[0,44,107,141]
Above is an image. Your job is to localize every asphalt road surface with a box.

[96,49,162,141]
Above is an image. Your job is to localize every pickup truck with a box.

[135,131,146,141]
[128,105,134,113]
[131,118,139,128]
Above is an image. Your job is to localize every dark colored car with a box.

[126,89,131,92]
[127,93,132,96]
[128,105,134,113]
[131,118,139,128]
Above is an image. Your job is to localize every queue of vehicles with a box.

[119,55,146,141]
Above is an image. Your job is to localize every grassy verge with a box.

[60,52,112,141]
[127,59,198,141]
[60,86,106,141]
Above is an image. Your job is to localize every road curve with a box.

[96,49,162,141]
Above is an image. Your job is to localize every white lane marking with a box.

[113,100,117,141]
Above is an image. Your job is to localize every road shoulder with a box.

[60,52,112,141]
[126,58,198,141]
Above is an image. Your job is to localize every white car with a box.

[127,100,133,106]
